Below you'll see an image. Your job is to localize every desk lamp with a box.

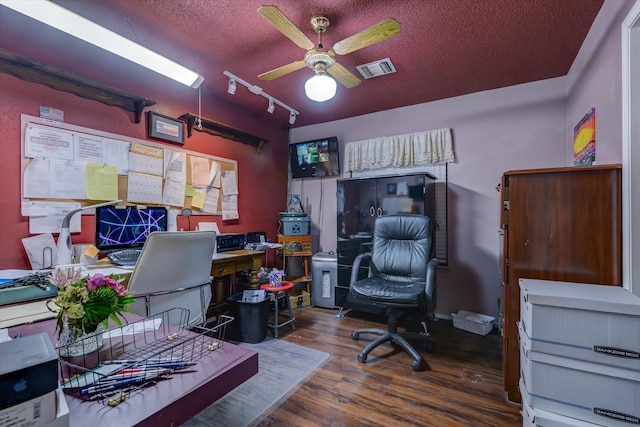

[56,200,122,266]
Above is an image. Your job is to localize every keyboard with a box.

[108,249,142,266]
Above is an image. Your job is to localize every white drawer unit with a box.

[519,278,640,371]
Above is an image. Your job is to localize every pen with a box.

[100,359,197,369]
[99,368,172,382]
[135,361,197,369]
[101,358,174,365]
[82,371,168,394]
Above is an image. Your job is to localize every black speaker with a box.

[246,231,266,244]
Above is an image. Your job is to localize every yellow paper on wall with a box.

[191,188,205,209]
[86,163,118,200]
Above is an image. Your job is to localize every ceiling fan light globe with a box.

[305,74,337,102]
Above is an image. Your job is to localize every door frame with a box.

[622,0,640,296]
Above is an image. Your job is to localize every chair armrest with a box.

[350,252,372,285]
[425,257,439,302]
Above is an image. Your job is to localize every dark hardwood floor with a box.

[255,306,522,427]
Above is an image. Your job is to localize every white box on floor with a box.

[519,278,640,370]
[520,379,599,427]
[519,349,640,426]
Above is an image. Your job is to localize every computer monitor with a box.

[95,206,168,252]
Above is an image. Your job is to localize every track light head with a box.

[228,79,236,94]
[267,98,275,114]
[289,111,297,125]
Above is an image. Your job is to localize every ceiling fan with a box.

[257,5,401,101]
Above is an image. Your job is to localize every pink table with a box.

[9,319,258,427]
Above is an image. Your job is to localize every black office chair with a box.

[348,214,438,371]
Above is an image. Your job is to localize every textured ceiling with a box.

[0,0,604,127]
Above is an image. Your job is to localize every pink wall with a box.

[289,0,630,319]
[290,79,568,319]
[0,73,290,270]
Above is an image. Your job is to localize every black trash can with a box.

[226,293,270,343]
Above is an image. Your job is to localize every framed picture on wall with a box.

[147,111,185,145]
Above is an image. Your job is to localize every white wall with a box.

[289,0,630,319]
[565,0,631,164]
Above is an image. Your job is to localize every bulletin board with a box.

[19,114,239,217]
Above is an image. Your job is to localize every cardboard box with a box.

[44,387,69,427]
[520,379,599,427]
[289,290,311,309]
[519,278,640,370]
[0,388,57,427]
[520,347,640,426]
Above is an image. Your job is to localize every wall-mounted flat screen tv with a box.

[289,136,340,178]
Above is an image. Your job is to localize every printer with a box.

[216,233,245,252]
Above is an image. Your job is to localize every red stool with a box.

[259,281,296,338]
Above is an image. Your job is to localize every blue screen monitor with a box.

[95,206,168,252]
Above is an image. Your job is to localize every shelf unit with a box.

[0,49,156,123]
[179,113,269,154]
[278,235,312,293]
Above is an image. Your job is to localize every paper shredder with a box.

[311,252,338,308]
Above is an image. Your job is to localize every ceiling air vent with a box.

[356,58,396,79]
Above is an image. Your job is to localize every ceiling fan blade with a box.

[258,5,315,50]
[332,18,401,56]
[328,62,361,88]
[258,60,307,81]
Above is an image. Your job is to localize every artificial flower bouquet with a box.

[47,267,135,339]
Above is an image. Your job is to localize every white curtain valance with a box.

[343,128,454,173]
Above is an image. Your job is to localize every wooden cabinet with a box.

[500,165,622,403]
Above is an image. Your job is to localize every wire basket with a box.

[57,308,233,406]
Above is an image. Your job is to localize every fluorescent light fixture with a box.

[223,70,300,125]
[0,0,204,88]
[305,70,337,102]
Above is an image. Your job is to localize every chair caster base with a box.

[352,332,360,340]
[411,359,422,371]
[357,352,367,363]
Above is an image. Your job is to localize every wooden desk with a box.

[210,250,264,304]
[9,318,258,427]
[94,251,264,313]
